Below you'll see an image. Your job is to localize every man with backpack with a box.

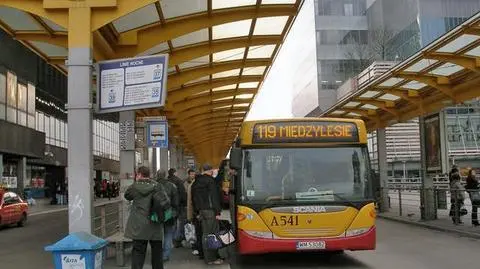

[124,166,167,269]
[156,169,179,262]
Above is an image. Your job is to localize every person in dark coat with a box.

[156,169,179,262]
[124,166,164,269]
[191,164,223,265]
[167,168,188,248]
[466,168,479,226]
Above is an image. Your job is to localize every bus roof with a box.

[238,117,367,147]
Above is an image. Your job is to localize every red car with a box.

[0,191,28,227]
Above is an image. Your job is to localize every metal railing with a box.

[384,185,479,224]
[93,199,122,238]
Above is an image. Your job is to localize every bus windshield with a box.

[241,146,373,203]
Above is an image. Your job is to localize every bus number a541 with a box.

[271,215,299,226]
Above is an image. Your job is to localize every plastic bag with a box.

[184,222,196,244]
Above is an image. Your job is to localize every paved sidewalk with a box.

[27,197,120,216]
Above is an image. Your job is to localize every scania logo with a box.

[293,206,327,213]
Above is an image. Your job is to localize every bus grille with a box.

[276,228,339,237]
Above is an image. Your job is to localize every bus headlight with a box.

[346,228,370,237]
[244,230,274,239]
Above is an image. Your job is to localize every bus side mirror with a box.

[230,148,242,170]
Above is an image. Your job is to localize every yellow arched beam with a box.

[175,114,245,130]
[168,59,269,89]
[176,99,251,121]
[186,126,241,141]
[179,109,248,125]
[190,133,238,149]
[184,119,244,134]
[166,75,262,106]
[171,96,253,114]
[172,88,256,108]
[13,31,68,47]
[1,1,68,28]
[117,4,296,51]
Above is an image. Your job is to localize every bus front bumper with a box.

[237,227,376,255]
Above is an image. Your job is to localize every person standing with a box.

[185,169,201,256]
[167,168,188,248]
[124,166,164,269]
[156,169,179,262]
[191,164,223,265]
[466,168,479,226]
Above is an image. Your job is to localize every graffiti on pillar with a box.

[70,194,84,226]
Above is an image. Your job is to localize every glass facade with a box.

[446,101,480,156]
[316,0,367,16]
[0,70,120,161]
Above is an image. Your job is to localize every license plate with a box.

[296,241,326,250]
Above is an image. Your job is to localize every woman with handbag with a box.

[466,169,479,227]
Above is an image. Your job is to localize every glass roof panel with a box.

[234,103,250,107]
[401,81,427,90]
[185,76,210,85]
[378,94,401,101]
[214,96,234,102]
[436,34,480,53]
[360,104,378,110]
[231,111,247,114]
[465,46,480,57]
[138,42,169,56]
[0,7,42,31]
[212,69,241,79]
[112,4,159,33]
[238,82,259,88]
[192,90,210,96]
[213,19,252,40]
[236,94,254,99]
[213,85,237,92]
[178,55,209,69]
[247,45,277,58]
[262,0,296,3]
[404,59,438,72]
[254,16,289,35]
[171,29,209,48]
[243,66,267,76]
[41,18,66,32]
[344,101,360,108]
[359,91,380,98]
[428,63,464,76]
[212,0,256,9]
[168,67,176,74]
[378,78,404,87]
[330,110,345,115]
[29,41,68,57]
[347,112,361,117]
[161,0,207,19]
[213,48,245,62]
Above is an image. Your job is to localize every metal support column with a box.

[151,147,157,175]
[67,7,94,233]
[17,157,26,197]
[159,148,169,171]
[377,128,390,212]
[119,111,136,232]
[420,116,436,220]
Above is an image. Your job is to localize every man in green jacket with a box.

[125,166,164,269]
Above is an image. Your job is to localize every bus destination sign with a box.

[252,121,359,144]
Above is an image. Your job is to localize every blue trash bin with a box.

[45,232,108,269]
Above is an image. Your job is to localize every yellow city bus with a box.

[229,118,376,256]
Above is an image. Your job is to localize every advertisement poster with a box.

[425,114,442,172]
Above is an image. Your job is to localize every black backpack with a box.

[150,183,172,223]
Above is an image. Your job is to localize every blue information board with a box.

[146,120,168,148]
[96,55,169,114]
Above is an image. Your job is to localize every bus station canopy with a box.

[322,12,480,132]
[0,0,303,164]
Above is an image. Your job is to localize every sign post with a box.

[145,119,169,148]
[96,55,169,235]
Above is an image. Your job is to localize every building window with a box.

[344,3,353,16]
[17,83,27,126]
[27,84,36,129]
[317,0,366,16]
[6,72,17,123]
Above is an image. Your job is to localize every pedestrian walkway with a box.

[27,197,120,216]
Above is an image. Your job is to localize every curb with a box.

[29,207,68,217]
[379,214,480,240]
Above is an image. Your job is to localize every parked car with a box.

[0,191,29,227]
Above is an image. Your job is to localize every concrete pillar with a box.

[170,143,177,169]
[66,7,94,234]
[419,116,436,220]
[159,148,169,172]
[377,128,390,212]
[17,157,26,197]
[119,111,136,232]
